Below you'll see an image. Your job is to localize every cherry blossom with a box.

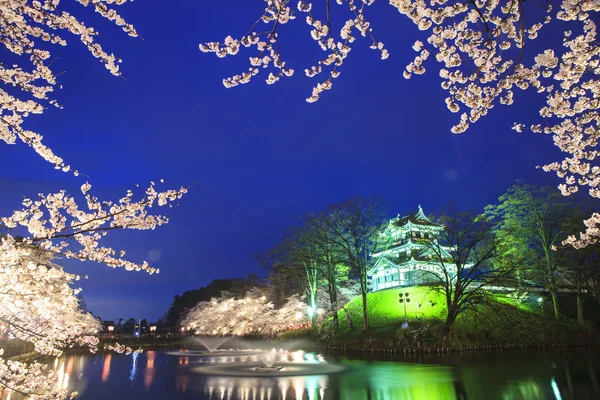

[0,180,186,397]
[182,289,310,336]
[199,0,387,102]
[200,0,600,246]
[2,181,188,274]
[0,0,138,171]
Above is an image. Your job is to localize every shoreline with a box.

[97,336,600,355]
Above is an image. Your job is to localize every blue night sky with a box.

[0,1,572,321]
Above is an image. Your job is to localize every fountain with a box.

[189,349,347,377]
[254,349,283,371]
[194,336,232,353]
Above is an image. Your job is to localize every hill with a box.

[319,286,599,350]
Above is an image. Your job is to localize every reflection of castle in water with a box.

[204,375,328,400]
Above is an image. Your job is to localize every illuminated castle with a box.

[368,205,457,292]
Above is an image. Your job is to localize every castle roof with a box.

[390,205,441,229]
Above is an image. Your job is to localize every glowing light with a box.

[292,350,305,362]
[295,312,303,320]
[551,378,562,400]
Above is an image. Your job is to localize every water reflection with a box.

[144,351,156,391]
[203,375,329,400]
[129,352,139,383]
[3,349,600,399]
[101,354,112,382]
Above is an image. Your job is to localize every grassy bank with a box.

[314,287,600,351]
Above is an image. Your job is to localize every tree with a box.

[263,260,306,308]
[0,2,188,397]
[166,279,237,327]
[326,197,388,331]
[485,182,574,319]
[303,211,348,331]
[181,288,309,336]
[562,209,600,325]
[199,1,600,244]
[140,319,148,333]
[423,206,515,336]
[123,318,137,334]
[258,225,324,327]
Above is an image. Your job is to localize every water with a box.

[11,349,600,399]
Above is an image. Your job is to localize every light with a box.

[538,297,543,303]
[307,307,314,317]
[149,326,156,332]
[295,312,303,320]
[317,308,324,316]
[107,326,114,332]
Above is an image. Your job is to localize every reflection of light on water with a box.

[176,374,189,394]
[129,352,139,383]
[55,358,70,390]
[551,378,563,400]
[293,376,305,399]
[178,356,190,365]
[280,378,289,400]
[101,354,112,382]
[144,351,156,391]
[204,374,329,400]
[66,356,74,376]
[318,376,327,400]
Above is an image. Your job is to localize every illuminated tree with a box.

[182,288,309,336]
[325,197,388,331]
[485,182,574,319]
[199,1,600,243]
[561,209,600,325]
[301,212,349,331]
[0,0,140,173]
[0,1,188,396]
[423,206,519,335]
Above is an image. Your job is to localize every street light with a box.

[149,326,156,339]
[107,325,114,339]
[399,292,410,328]
[538,297,544,315]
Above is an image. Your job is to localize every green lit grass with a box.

[323,286,599,348]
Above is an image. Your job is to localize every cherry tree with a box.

[0,180,187,397]
[0,1,188,397]
[200,0,600,245]
[182,289,310,336]
[0,0,138,172]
